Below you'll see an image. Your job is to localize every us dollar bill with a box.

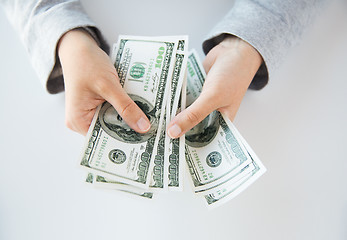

[80,36,178,189]
[85,173,153,199]
[185,50,252,192]
[164,37,188,190]
[166,77,187,190]
[149,105,167,190]
[185,50,266,208]
[146,36,188,191]
[203,124,266,208]
[195,162,254,196]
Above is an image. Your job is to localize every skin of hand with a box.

[57,29,151,135]
[167,36,263,139]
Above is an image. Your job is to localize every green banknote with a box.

[166,80,187,190]
[149,106,166,190]
[203,124,266,208]
[185,50,266,208]
[80,41,264,208]
[164,37,188,190]
[85,173,153,199]
[146,36,187,191]
[80,36,178,189]
[185,50,253,192]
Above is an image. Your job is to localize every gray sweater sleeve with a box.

[0,0,109,94]
[203,0,327,90]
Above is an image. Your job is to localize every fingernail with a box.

[137,117,151,132]
[168,124,182,138]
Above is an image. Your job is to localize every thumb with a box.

[99,81,151,133]
[167,93,217,138]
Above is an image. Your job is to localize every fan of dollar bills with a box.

[81,35,266,209]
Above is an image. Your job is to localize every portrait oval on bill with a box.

[185,110,220,148]
[99,95,159,143]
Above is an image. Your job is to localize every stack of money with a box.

[185,51,266,208]
[81,36,266,208]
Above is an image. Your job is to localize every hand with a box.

[167,36,263,138]
[58,29,151,135]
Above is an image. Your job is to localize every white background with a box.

[0,0,347,239]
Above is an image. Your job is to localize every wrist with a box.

[58,28,99,62]
[220,35,263,73]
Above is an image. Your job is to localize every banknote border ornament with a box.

[81,121,101,167]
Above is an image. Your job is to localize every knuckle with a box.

[119,100,137,117]
[185,110,200,125]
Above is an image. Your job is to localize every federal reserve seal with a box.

[109,149,127,164]
[129,62,146,79]
[206,151,222,168]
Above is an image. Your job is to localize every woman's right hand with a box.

[58,29,151,135]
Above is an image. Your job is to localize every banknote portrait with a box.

[185,110,220,148]
[99,95,158,143]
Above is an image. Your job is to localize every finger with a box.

[167,92,217,139]
[99,81,151,133]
